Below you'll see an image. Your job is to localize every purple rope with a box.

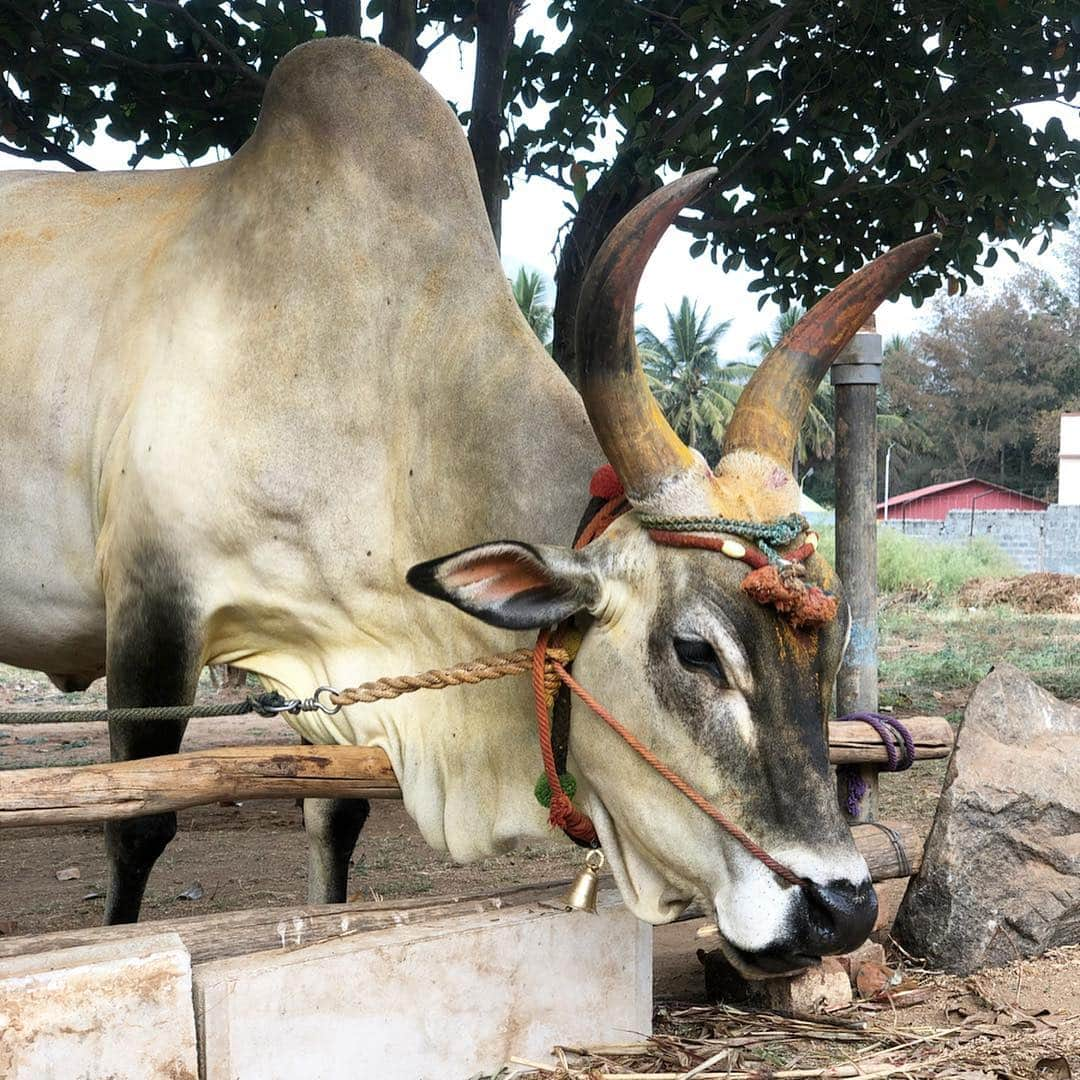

[842,769,869,817]
[836,712,915,816]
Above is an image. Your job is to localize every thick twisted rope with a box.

[0,652,571,725]
[329,648,568,708]
[837,712,916,817]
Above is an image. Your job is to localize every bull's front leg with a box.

[104,561,203,924]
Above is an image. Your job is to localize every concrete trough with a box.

[0,885,650,1079]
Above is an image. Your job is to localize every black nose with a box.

[728,879,878,975]
[800,878,878,955]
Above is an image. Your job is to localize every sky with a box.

[3,8,1079,360]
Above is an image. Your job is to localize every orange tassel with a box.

[741,565,838,630]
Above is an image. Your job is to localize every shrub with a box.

[813,526,1015,597]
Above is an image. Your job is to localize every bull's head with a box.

[408,170,936,977]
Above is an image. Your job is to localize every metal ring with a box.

[310,687,343,715]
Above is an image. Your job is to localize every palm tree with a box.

[636,297,754,465]
[747,304,805,358]
[748,305,834,467]
[511,267,553,353]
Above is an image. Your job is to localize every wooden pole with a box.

[0,722,951,830]
[832,317,884,822]
[0,745,401,828]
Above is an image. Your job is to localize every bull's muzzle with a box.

[738,877,878,974]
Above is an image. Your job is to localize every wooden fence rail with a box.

[0,716,951,833]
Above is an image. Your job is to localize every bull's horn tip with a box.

[685,166,719,191]
[909,231,942,250]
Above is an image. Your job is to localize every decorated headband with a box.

[587,465,838,630]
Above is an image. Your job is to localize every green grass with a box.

[878,606,1080,713]
[815,526,1016,598]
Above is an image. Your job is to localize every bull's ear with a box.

[406,542,602,630]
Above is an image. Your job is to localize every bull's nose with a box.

[801,878,878,955]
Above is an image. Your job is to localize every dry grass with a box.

[957,574,1080,615]
[508,947,1080,1078]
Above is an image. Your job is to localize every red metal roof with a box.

[877,477,1049,512]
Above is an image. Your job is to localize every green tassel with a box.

[535,772,577,808]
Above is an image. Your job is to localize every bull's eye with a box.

[673,637,728,686]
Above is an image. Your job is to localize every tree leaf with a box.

[629,84,654,114]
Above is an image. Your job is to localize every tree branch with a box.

[57,35,258,81]
[654,0,805,156]
[0,134,95,171]
[142,0,267,87]
[683,89,1075,237]
[0,82,96,170]
[416,20,472,68]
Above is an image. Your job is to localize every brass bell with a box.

[560,849,604,913]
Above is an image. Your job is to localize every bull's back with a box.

[0,166,215,676]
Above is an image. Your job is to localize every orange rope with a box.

[532,629,598,845]
[547,658,806,886]
[575,498,629,550]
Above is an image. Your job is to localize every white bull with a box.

[0,38,934,974]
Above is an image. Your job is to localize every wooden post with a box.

[832,316,883,823]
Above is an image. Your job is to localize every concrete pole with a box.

[832,316,882,823]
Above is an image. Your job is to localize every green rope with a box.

[0,694,290,726]
[638,512,810,564]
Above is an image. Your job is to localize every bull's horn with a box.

[576,168,719,509]
[722,234,940,469]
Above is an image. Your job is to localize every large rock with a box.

[894,664,1080,973]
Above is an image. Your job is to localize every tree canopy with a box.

[3,1,1079,378]
[883,266,1080,500]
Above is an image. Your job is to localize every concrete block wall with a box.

[882,505,1080,574]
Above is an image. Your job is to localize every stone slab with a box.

[0,932,198,1080]
[194,889,651,1080]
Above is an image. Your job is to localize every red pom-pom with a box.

[589,464,624,501]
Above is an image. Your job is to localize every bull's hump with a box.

[240,39,483,223]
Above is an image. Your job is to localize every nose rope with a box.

[532,627,808,887]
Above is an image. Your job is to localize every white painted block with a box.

[195,890,651,1080]
[1060,414,1080,505]
[0,932,198,1080]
